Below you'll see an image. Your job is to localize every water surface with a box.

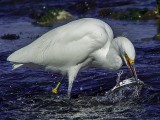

[0,0,160,119]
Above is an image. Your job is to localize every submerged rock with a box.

[0,34,20,40]
[153,33,160,40]
[33,9,73,26]
[98,8,156,20]
[156,0,160,15]
[128,9,156,20]
[154,18,160,40]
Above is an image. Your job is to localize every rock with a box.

[128,8,150,20]
[1,34,20,40]
[143,10,156,19]
[156,0,160,15]
[56,10,73,20]
[98,8,157,21]
[153,33,160,40]
[35,9,73,26]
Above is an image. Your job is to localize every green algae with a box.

[35,9,73,26]
[98,8,156,21]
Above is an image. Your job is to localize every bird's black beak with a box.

[129,63,138,81]
[124,55,138,81]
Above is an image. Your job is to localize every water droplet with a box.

[100,87,102,90]
[80,87,83,91]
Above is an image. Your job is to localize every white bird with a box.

[7,18,138,100]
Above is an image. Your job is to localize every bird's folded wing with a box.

[7,18,113,67]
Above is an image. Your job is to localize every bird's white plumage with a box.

[7,18,113,73]
[7,18,136,98]
[113,37,135,60]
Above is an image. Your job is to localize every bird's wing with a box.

[7,18,113,67]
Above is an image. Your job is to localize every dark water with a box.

[0,0,160,120]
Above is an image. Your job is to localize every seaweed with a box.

[35,9,73,26]
[98,8,156,21]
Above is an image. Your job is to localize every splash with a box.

[96,70,144,104]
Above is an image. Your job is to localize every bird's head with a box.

[114,37,138,80]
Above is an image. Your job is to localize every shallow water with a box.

[0,0,160,120]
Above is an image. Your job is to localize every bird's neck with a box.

[90,40,122,70]
[105,41,123,71]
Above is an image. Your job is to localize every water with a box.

[0,0,160,119]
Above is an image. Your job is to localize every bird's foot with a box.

[52,88,58,94]
[52,82,61,94]
[66,98,73,111]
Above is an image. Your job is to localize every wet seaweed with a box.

[33,9,73,26]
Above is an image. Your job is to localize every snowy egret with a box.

[7,18,138,100]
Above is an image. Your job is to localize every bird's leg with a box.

[52,76,65,94]
[67,78,74,110]
[67,66,80,110]
[116,70,123,87]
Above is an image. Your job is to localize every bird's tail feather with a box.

[12,64,23,70]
